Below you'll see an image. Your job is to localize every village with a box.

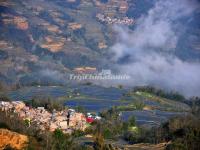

[0,101,101,134]
[96,13,134,26]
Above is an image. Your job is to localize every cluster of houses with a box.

[74,67,97,74]
[86,112,102,123]
[73,67,113,76]
[0,101,97,134]
[96,13,134,26]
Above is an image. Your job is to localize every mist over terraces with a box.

[0,0,200,88]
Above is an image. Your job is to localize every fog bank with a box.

[111,0,200,97]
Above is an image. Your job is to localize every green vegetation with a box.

[123,115,200,149]
[117,84,123,89]
[165,115,200,150]
[0,99,200,149]
[134,86,185,101]
[24,97,65,112]
[86,104,200,149]
[0,108,89,150]
[116,101,145,111]
[93,132,115,150]
[121,87,191,112]
[74,106,86,114]
[0,94,11,102]
[0,85,200,149]
[86,108,138,142]
[52,129,74,150]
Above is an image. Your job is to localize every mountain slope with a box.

[0,0,200,86]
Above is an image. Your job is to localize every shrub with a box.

[72,129,85,138]
[52,129,75,150]
[134,86,185,101]
[25,97,64,112]
[165,116,200,150]
[93,132,105,150]
[128,116,136,127]
[103,128,112,139]
[0,94,11,102]
[134,101,145,110]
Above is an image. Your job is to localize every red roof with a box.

[86,117,94,123]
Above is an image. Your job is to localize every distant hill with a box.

[0,0,200,85]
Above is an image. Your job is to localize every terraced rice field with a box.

[8,85,191,127]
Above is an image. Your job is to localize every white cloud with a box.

[111,0,200,97]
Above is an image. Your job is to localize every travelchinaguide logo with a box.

[69,69,130,81]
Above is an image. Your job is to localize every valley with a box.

[0,0,200,149]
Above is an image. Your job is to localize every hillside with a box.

[0,0,200,86]
[0,0,132,85]
[0,129,28,150]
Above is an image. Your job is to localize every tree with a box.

[93,132,105,150]
[52,129,74,150]
[118,85,123,89]
[0,94,11,102]
[128,116,136,127]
